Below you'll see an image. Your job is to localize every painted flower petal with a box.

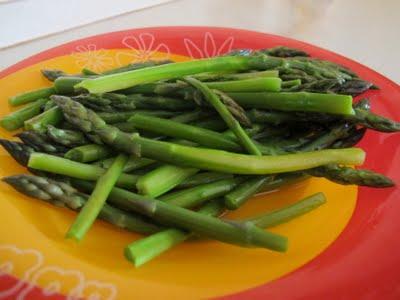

[217,37,235,56]
[184,38,204,59]
[204,32,217,58]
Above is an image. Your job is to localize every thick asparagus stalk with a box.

[3,174,162,234]
[126,192,325,267]
[136,165,198,198]
[66,154,128,241]
[46,125,89,147]
[64,144,113,162]
[0,139,34,166]
[177,172,234,188]
[185,78,261,155]
[28,153,138,190]
[102,60,173,75]
[17,130,69,155]
[9,87,55,106]
[128,114,242,152]
[53,96,366,174]
[0,98,48,131]
[160,178,242,209]
[24,106,63,132]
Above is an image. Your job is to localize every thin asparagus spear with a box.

[43,100,56,111]
[3,174,162,234]
[64,144,113,163]
[46,125,89,147]
[351,107,400,132]
[97,110,176,124]
[177,172,234,188]
[160,178,242,209]
[169,110,210,124]
[228,92,354,115]
[0,139,34,166]
[126,192,325,267]
[41,69,67,81]
[190,118,227,131]
[66,154,128,241]
[307,164,394,187]
[17,130,69,155]
[128,114,242,152]
[9,87,55,106]
[185,78,261,155]
[93,184,288,251]
[281,79,302,89]
[0,98,48,131]
[259,46,310,57]
[193,70,279,81]
[205,77,282,92]
[94,156,155,172]
[28,153,138,190]
[81,68,98,76]
[136,165,198,198]
[127,94,193,111]
[24,106,63,132]
[102,60,173,75]
[224,176,274,209]
[53,96,366,174]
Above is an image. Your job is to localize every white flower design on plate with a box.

[81,280,117,300]
[0,245,43,299]
[184,32,234,58]
[71,44,114,72]
[116,33,170,65]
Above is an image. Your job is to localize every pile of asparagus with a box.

[0,46,397,267]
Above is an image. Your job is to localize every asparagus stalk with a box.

[185,78,261,155]
[41,69,67,81]
[160,178,242,209]
[94,156,155,172]
[28,153,138,190]
[64,144,113,162]
[97,110,177,124]
[228,92,354,115]
[0,98,48,131]
[9,87,55,106]
[177,172,234,189]
[66,154,128,241]
[17,130,69,155]
[193,70,279,82]
[169,110,210,124]
[0,139,34,166]
[24,106,63,132]
[3,174,162,234]
[46,125,89,147]
[190,118,227,131]
[128,114,242,152]
[204,77,281,92]
[126,192,325,267]
[102,60,173,75]
[53,96,366,174]
[136,165,198,198]
[54,77,85,94]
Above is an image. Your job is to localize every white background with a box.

[0,0,399,83]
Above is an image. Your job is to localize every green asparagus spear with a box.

[3,174,162,234]
[259,46,310,57]
[351,106,400,132]
[46,125,89,147]
[94,156,155,172]
[0,98,48,131]
[53,96,366,174]
[136,165,198,198]
[128,114,242,152]
[169,110,210,124]
[193,70,279,82]
[102,60,173,75]
[41,69,67,82]
[177,172,234,188]
[97,110,177,124]
[28,153,138,190]
[24,106,63,132]
[64,144,113,162]
[81,68,98,76]
[17,130,69,155]
[307,164,394,187]
[160,178,242,209]
[0,139,34,166]
[66,154,128,241]
[9,87,55,106]
[190,118,227,131]
[185,78,261,155]
[54,77,85,94]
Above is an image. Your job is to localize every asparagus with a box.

[0,98,48,131]
[160,178,242,209]
[177,172,234,188]
[169,110,210,124]
[66,154,128,241]
[126,192,325,267]
[41,69,67,81]
[3,174,162,234]
[43,100,56,111]
[332,128,366,148]
[9,87,55,106]
[94,156,155,172]
[185,78,261,155]
[307,164,394,187]
[97,110,177,124]
[190,118,227,131]
[102,60,173,75]
[54,76,85,94]
[128,114,242,152]
[193,70,279,82]
[228,92,354,115]
[64,144,113,162]
[0,139,34,166]
[17,130,69,155]
[259,46,309,57]
[28,153,138,190]
[81,68,98,76]
[24,106,63,132]
[136,165,198,198]
[351,106,400,132]
[53,96,366,174]
[224,176,274,209]
[46,125,89,147]
[90,183,288,251]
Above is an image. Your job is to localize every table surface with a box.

[0,0,399,83]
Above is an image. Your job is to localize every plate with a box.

[0,27,399,300]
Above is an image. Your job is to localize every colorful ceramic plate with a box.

[0,27,399,300]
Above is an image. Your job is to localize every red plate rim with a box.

[1,26,400,300]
